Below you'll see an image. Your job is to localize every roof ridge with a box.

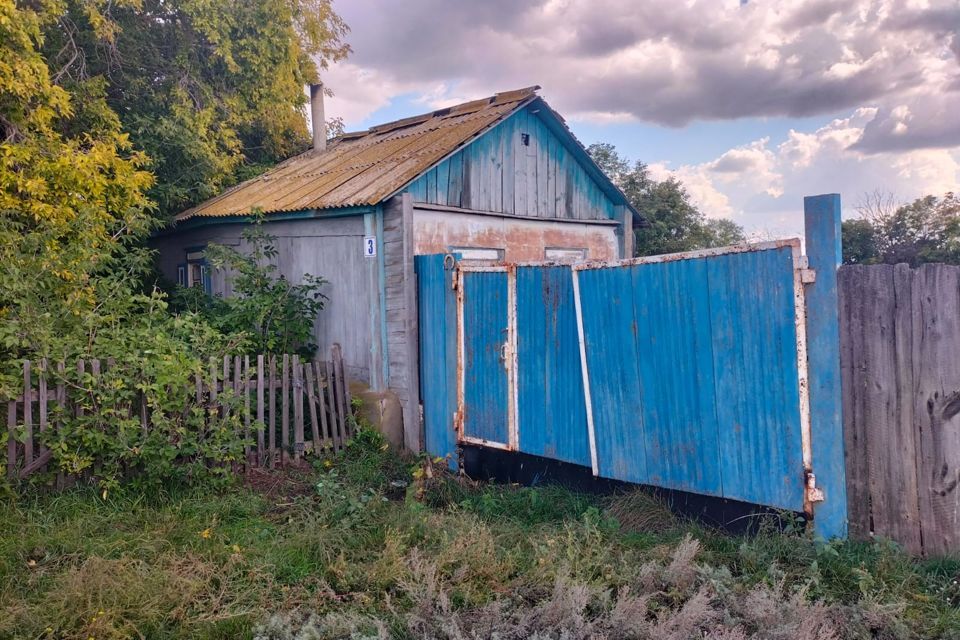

[334,85,540,141]
[173,86,551,221]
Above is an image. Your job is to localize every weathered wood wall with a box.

[383,194,422,450]
[840,263,960,556]
[407,105,618,221]
[152,217,374,383]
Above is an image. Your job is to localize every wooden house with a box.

[154,85,641,450]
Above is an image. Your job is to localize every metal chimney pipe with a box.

[310,83,326,151]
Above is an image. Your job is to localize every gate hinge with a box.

[805,471,825,503]
[453,409,463,434]
[796,255,816,284]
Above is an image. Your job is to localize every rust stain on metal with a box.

[414,210,619,262]
[176,87,540,221]
[573,238,802,271]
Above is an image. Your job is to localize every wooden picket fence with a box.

[5,344,353,482]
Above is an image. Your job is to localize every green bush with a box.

[175,212,328,358]
[17,296,250,494]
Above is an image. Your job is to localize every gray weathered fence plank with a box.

[839,266,870,539]
[332,344,348,440]
[209,357,218,408]
[281,354,290,465]
[314,361,331,451]
[222,355,231,420]
[269,355,277,467]
[23,360,33,464]
[6,401,16,479]
[304,363,321,448]
[911,265,960,555]
[292,356,304,461]
[326,359,342,448]
[859,266,909,546]
[257,354,265,465]
[891,264,922,553]
[38,359,48,463]
[243,355,251,462]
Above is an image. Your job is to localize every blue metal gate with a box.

[418,206,847,540]
[574,241,810,512]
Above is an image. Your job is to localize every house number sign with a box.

[364,236,377,258]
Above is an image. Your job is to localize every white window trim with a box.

[449,247,504,261]
[544,247,587,261]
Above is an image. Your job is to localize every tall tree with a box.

[40,0,350,219]
[0,0,154,392]
[588,143,745,256]
[841,191,960,265]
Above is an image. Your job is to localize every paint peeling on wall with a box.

[413,209,619,262]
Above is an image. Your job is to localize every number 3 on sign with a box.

[364,236,377,258]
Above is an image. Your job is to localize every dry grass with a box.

[1,428,958,639]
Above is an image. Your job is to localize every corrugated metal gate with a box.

[575,241,811,513]
[416,239,828,522]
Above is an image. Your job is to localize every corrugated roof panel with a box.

[175,87,540,221]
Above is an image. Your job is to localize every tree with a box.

[0,0,156,392]
[839,219,878,265]
[841,191,960,265]
[587,143,744,256]
[39,0,350,220]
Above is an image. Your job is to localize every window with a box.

[545,248,586,261]
[179,248,212,294]
[450,247,503,261]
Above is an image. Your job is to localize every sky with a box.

[320,0,960,237]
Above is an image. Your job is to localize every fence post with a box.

[804,193,848,539]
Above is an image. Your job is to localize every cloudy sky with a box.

[321,0,960,236]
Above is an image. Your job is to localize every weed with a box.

[1,430,958,639]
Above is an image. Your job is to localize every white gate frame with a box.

[454,263,519,451]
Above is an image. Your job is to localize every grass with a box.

[0,428,958,639]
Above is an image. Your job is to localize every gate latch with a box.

[805,471,825,503]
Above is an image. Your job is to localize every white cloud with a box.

[325,0,960,151]
[320,0,960,237]
[651,110,960,236]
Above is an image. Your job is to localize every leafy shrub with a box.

[24,296,249,493]
[176,212,328,358]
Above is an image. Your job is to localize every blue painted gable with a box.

[407,102,620,221]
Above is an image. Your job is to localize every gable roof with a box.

[175,86,639,222]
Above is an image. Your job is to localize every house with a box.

[153,85,642,450]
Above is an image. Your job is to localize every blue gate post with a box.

[804,194,848,539]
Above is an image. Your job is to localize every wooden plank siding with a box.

[382,194,422,449]
[406,105,618,221]
[840,263,960,556]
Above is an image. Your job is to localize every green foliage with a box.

[2,434,959,638]
[173,213,328,357]
[0,0,154,393]
[48,304,247,493]
[842,192,960,266]
[588,142,746,256]
[2,0,344,492]
[841,218,879,265]
[39,0,350,219]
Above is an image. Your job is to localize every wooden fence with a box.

[6,344,353,482]
[840,264,960,556]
